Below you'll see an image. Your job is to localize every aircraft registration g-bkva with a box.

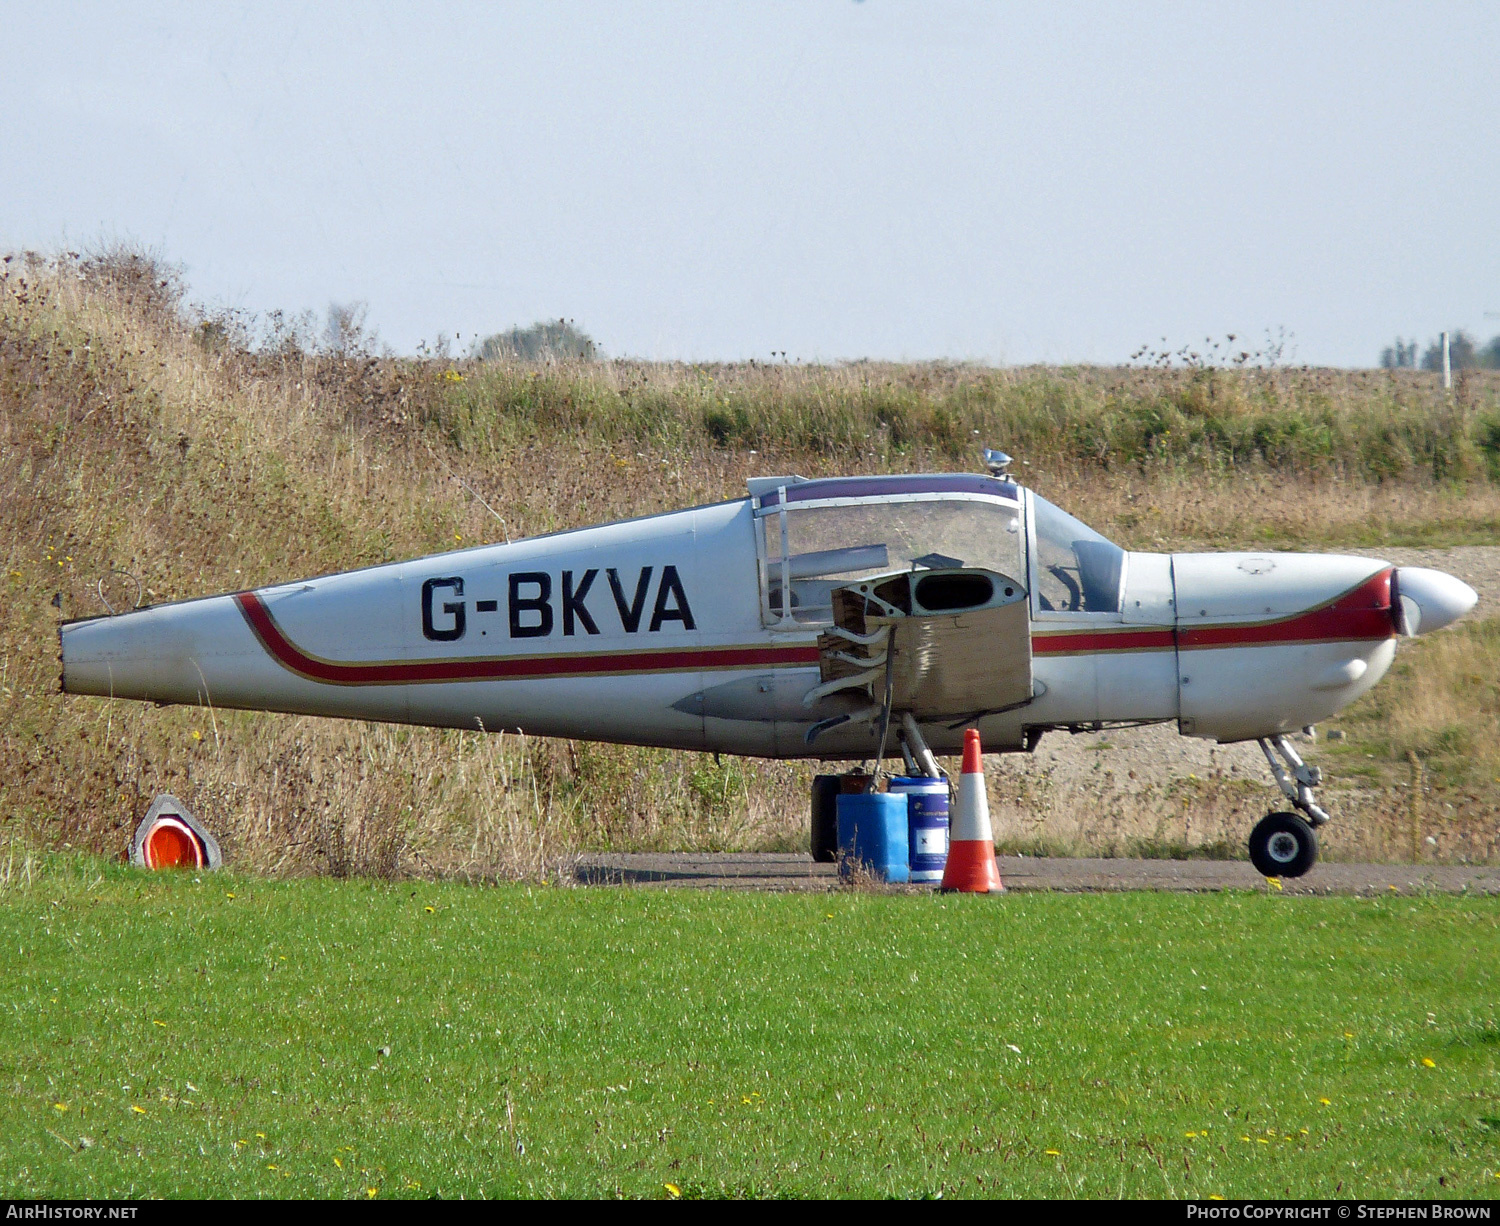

[59,452,1476,879]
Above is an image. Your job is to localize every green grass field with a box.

[3,854,1498,1199]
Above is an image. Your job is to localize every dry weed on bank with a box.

[3,249,1497,876]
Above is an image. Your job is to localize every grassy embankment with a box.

[2,853,1498,1199]
[3,249,1500,873]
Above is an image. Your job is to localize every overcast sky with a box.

[4,2,1498,365]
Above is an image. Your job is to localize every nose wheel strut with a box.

[1250,735,1327,878]
[1258,735,1329,826]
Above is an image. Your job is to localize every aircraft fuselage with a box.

[61,474,1458,759]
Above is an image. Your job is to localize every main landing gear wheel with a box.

[1248,811,1318,879]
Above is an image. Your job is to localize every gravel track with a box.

[572,852,1500,895]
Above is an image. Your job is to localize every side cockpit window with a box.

[1031,495,1125,614]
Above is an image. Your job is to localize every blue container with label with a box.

[889,776,950,884]
[835,792,910,883]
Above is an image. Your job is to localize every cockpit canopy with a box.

[752,474,1125,624]
[754,474,1024,625]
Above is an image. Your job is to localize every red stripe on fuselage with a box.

[1032,628,1175,655]
[238,568,1396,684]
[1179,568,1394,650]
[234,592,820,686]
[1032,568,1395,656]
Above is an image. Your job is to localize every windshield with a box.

[1031,494,1125,613]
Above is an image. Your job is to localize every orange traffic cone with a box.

[129,794,222,871]
[142,815,204,869]
[940,729,1004,894]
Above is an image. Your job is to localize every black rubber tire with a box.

[810,775,842,863]
[1248,811,1318,878]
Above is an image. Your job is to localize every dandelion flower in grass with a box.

[333,1157,343,1169]
[1044,1149,1061,1156]
[1318,1097,1332,1106]
[53,1102,67,1112]
[1422,1057,1436,1068]
[131,1106,146,1115]
[367,1187,379,1199]
[664,1184,681,1198]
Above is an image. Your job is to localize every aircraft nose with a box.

[1393,567,1477,635]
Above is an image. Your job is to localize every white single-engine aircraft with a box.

[60,452,1477,878]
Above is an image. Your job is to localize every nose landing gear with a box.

[1251,735,1328,878]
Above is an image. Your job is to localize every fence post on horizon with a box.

[1442,331,1452,391]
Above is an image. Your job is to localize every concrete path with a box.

[572,852,1500,895]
